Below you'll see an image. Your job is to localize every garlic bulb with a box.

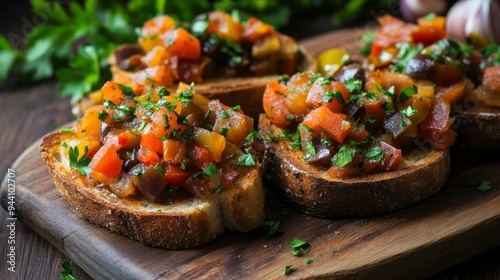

[446,0,500,43]
[400,0,448,22]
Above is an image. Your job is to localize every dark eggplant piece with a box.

[334,63,365,83]
[383,112,413,138]
[405,54,436,80]
[135,164,168,201]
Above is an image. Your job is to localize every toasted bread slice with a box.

[453,106,500,152]
[259,115,450,218]
[72,46,317,119]
[40,132,265,249]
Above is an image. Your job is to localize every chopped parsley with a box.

[283,265,293,275]
[305,258,314,264]
[332,146,357,167]
[61,260,76,280]
[245,130,255,141]
[220,127,229,137]
[477,181,492,194]
[221,109,230,119]
[232,105,241,111]
[289,237,312,256]
[177,89,194,102]
[262,220,281,238]
[392,42,424,73]
[237,150,256,167]
[376,84,394,98]
[345,78,363,94]
[363,145,384,162]
[397,85,418,103]
[69,146,91,176]
[400,106,417,117]
[154,163,166,175]
[97,110,109,122]
[158,87,169,97]
[204,162,219,179]
[60,128,74,133]
[118,84,135,97]
[381,102,395,115]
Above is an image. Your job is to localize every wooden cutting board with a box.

[1,29,500,280]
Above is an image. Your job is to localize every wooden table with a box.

[1,33,500,279]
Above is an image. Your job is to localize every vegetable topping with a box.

[262,70,456,177]
[64,81,259,203]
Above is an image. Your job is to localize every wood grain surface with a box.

[0,29,499,280]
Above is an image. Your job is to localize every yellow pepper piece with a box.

[317,48,349,75]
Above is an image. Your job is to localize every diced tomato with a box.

[242,17,274,42]
[139,15,176,52]
[420,98,456,149]
[141,46,171,67]
[76,106,104,141]
[191,127,226,163]
[165,163,193,186]
[101,81,126,105]
[370,42,384,58]
[263,81,291,127]
[209,100,252,146]
[436,81,466,104]
[483,66,500,94]
[104,129,141,149]
[131,65,174,87]
[89,144,123,177]
[163,27,201,61]
[364,100,387,127]
[140,132,163,154]
[306,78,349,112]
[163,139,187,164]
[189,144,214,170]
[302,106,350,143]
[379,141,404,171]
[347,122,369,142]
[374,15,416,48]
[419,98,450,130]
[137,146,161,165]
[412,16,447,46]
[207,11,242,42]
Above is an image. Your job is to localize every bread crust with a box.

[40,132,265,249]
[259,115,451,218]
[453,106,500,152]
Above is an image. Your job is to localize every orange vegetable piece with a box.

[436,81,466,104]
[302,106,350,143]
[137,146,161,165]
[163,27,201,61]
[141,46,171,67]
[165,163,193,186]
[139,15,176,52]
[89,144,123,177]
[263,81,292,127]
[140,132,163,155]
[379,141,404,171]
[163,139,187,164]
[189,143,214,170]
[412,16,447,46]
[101,81,126,105]
[191,128,226,163]
[76,106,104,141]
[131,65,174,87]
[242,17,274,42]
[207,11,242,42]
[375,15,416,48]
[306,78,349,112]
[482,66,500,94]
[364,100,387,127]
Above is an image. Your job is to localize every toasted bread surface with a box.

[259,115,450,218]
[40,132,265,249]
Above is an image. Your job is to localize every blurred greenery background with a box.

[0,0,399,97]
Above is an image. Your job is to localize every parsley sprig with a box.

[69,146,91,176]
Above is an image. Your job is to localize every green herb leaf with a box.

[98,110,109,121]
[204,162,219,179]
[345,78,363,94]
[332,146,357,167]
[154,164,166,175]
[61,260,77,280]
[305,258,314,264]
[237,152,257,167]
[289,237,312,256]
[376,84,395,98]
[69,146,91,176]
[477,181,492,194]
[118,84,136,97]
[245,130,255,142]
[306,141,316,157]
[232,105,241,111]
[363,145,384,162]
[400,106,417,117]
[221,109,230,119]
[397,85,418,103]
[262,220,281,238]
[177,89,194,102]
[283,265,293,275]
[60,128,74,133]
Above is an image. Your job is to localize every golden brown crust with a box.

[74,46,317,119]
[258,115,451,218]
[453,106,500,152]
[40,132,265,249]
